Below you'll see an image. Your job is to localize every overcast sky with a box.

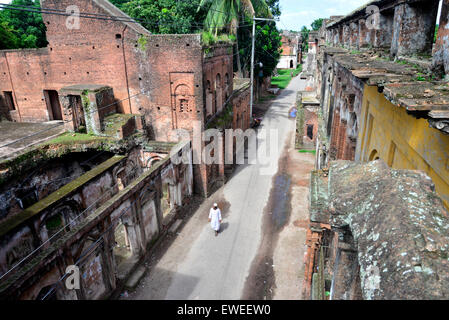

[0,0,443,32]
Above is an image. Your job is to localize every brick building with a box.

[301,0,449,299]
[0,0,251,197]
[276,31,301,69]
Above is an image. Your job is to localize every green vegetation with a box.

[137,34,148,51]
[198,0,277,77]
[299,149,316,154]
[201,31,236,46]
[110,0,208,34]
[300,18,323,52]
[435,24,439,43]
[271,65,302,89]
[43,132,107,145]
[0,0,48,49]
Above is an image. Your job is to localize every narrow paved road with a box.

[126,75,308,300]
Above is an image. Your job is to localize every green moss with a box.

[43,132,106,145]
[138,35,148,51]
[45,214,62,232]
[0,155,126,238]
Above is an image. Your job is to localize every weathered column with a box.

[432,0,449,77]
[343,24,350,47]
[349,21,359,48]
[358,19,371,48]
[332,29,339,46]
[374,11,394,48]
[338,25,344,45]
[390,1,439,58]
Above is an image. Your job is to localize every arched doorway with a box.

[290,60,294,68]
[369,149,380,161]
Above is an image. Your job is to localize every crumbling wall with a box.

[327,160,449,300]
[0,141,193,300]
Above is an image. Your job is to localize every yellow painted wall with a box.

[358,85,449,210]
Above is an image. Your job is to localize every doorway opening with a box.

[3,91,15,111]
[44,90,63,120]
[113,221,132,268]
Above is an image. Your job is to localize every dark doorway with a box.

[44,90,63,120]
[290,60,294,68]
[307,124,314,140]
[3,91,15,111]
[69,95,86,132]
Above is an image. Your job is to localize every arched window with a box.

[206,80,213,117]
[215,74,223,113]
[224,73,230,100]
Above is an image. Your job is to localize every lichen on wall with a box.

[328,160,449,300]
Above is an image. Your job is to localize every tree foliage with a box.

[300,18,324,52]
[0,0,47,49]
[198,0,271,36]
[237,14,281,77]
[311,18,323,31]
[110,0,207,34]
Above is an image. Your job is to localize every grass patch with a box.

[299,149,316,154]
[43,132,107,145]
[272,65,302,89]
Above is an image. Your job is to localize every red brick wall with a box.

[303,108,318,144]
[0,1,144,122]
[232,88,250,131]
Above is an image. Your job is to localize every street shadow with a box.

[219,222,229,234]
[118,266,200,300]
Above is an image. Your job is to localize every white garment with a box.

[209,208,222,231]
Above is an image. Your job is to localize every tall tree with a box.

[111,0,207,34]
[198,0,272,77]
[0,0,47,48]
[0,21,20,50]
[311,18,323,31]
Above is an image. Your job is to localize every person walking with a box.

[208,203,222,237]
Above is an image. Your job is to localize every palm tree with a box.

[198,0,272,77]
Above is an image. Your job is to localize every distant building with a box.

[276,31,301,69]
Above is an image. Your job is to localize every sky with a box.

[277,0,365,31]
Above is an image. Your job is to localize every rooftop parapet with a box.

[314,159,449,299]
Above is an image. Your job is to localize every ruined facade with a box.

[301,0,449,299]
[0,0,251,198]
[0,0,252,300]
[0,137,194,300]
[276,31,301,69]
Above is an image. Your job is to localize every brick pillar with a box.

[337,120,347,160]
[432,0,449,77]
[332,29,338,46]
[358,19,371,48]
[338,25,344,45]
[349,22,359,48]
[330,109,340,159]
[390,1,439,58]
[343,24,350,47]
